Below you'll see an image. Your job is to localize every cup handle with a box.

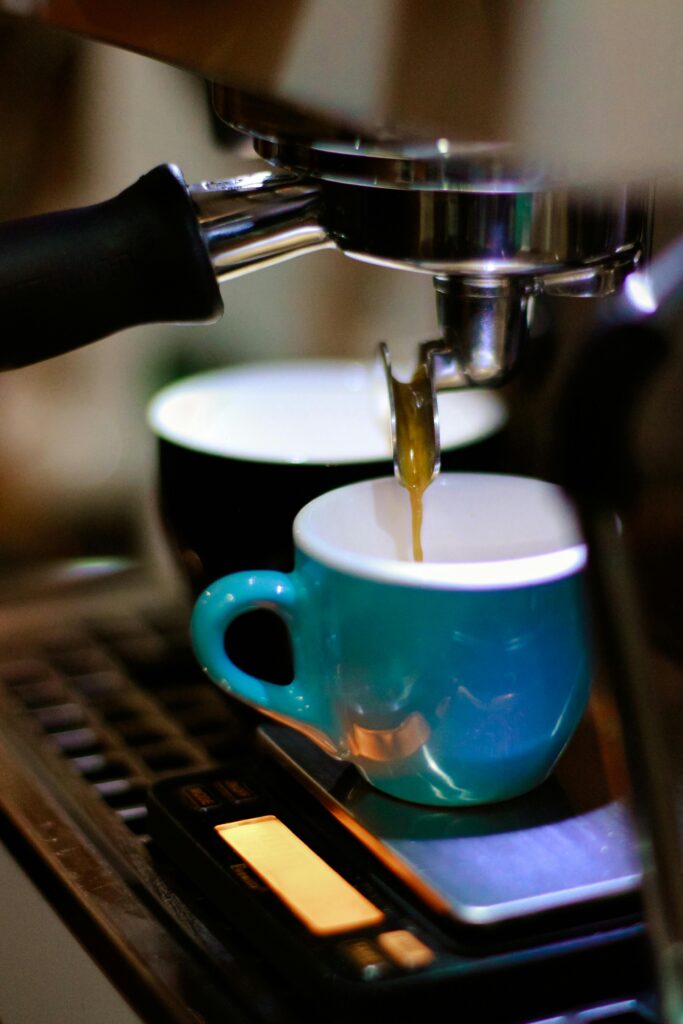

[191,571,324,734]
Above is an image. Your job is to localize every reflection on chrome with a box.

[624,271,658,315]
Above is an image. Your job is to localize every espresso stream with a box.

[392,361,438,561]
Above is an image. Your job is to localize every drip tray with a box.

[258,694,641,928]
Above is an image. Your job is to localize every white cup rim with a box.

[294,473,587,590]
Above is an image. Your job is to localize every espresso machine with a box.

[0,3,682,1023]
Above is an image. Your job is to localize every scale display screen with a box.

[215,815,384,936]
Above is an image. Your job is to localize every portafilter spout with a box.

[427,275,536,389]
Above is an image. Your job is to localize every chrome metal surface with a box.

[316,180,650,280]
[189,171,331,282]
[205,136,651,395]
[187,150,652,395]
[189,160,651,281]
[250,138,652,276]
[251,135,539,191]
[429,276,536,388]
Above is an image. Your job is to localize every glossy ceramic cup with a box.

[191,473,591,807]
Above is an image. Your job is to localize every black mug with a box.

[147,358,506,680]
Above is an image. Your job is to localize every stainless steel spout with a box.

[430,276,536,388]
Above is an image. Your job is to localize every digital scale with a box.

[147,709,653,1022]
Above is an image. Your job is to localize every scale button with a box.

[215,778,257,804]
[377,930,435,970]
[338,938,392,981]
[230,863,267,893]
[181,784,221,812]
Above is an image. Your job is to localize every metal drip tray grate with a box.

[0,568,295,1024]
[0,608,248,840]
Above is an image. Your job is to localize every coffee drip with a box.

[379,343,440,561]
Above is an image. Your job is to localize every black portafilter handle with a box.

[0,164,224,369]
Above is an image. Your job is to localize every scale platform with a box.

[257,684,641,931]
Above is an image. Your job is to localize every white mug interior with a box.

[147,359,506,465]
[294,474,587,590]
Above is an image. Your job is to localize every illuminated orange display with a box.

[215,815,384,936]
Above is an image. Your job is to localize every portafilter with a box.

[0,102,652,393]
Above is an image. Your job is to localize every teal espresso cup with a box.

[191,473,591,806]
